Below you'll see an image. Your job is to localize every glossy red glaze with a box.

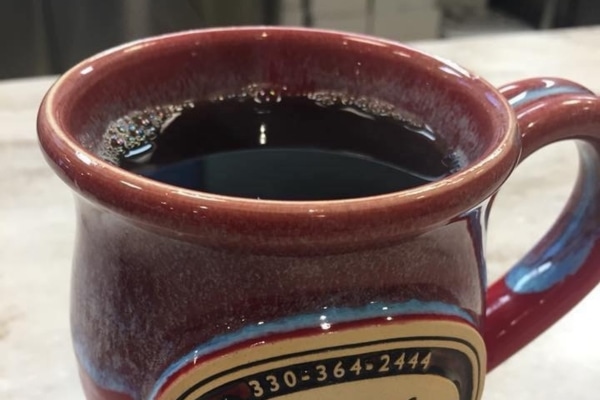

[36,28,600,400]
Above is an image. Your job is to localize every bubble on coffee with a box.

[100,101,195,165]
[97,85,464,200]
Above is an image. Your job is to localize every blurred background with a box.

[1,0,599,80]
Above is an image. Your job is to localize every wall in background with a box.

[1,0,598,80]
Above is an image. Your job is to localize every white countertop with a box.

[2,27,600,399]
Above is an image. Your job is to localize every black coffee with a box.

[100,93,459,200]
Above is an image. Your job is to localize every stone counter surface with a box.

[2,27,600,399]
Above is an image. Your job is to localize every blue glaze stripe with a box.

[74,300,474,400]
[506,143,600,293]
[508,84,591,108]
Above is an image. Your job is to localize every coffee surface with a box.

[99,94,460,200]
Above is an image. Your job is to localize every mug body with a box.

[73,199,488,399]
[38,28,520,400]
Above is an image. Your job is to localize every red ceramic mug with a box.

[37,28,600,400]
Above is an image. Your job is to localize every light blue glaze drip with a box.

[508,84,591,107]
[505,141,600,293]
[74,300,474,400]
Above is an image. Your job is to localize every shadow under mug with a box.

[37,27,600,400]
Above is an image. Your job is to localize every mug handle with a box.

[485,77,600,371]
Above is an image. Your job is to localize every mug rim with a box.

[37,27,520,252]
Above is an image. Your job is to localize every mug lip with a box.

[38,27,520,249]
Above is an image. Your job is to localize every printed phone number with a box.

[246,349,433,398]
